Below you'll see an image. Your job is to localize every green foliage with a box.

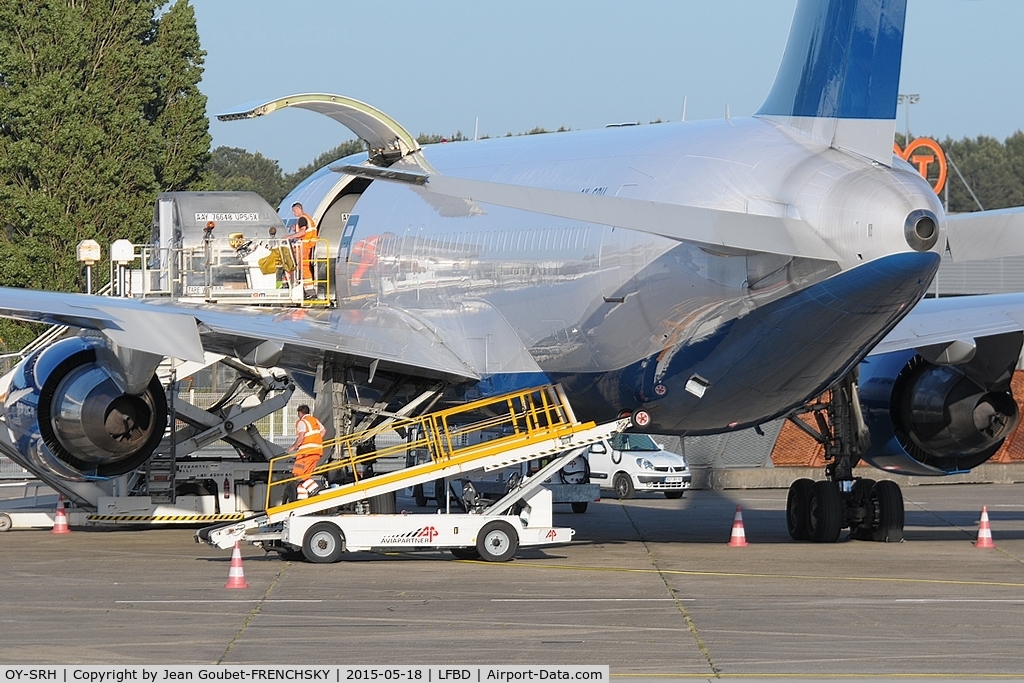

[940,133,1024,212]
[282,139,365,193]
[207,146,290,207]
[0,0,209,297]
[151,0,211,191]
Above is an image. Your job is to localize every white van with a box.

[587,433,691,499]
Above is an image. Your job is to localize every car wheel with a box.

[613,473,635,500]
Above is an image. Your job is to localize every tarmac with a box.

[2,481,1024,681]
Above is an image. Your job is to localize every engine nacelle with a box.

[4,337,167,480]
[859,332,1023,476]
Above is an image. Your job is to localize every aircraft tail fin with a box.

[755,0,907,165]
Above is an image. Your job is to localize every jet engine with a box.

[858,332,1023,476]
[4,336,167,481]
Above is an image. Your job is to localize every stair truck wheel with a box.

[302,522,344,563]
[786,478,815,541]
[476,520,518,562]
[449,547,481,560]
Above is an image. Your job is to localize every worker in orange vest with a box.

[287,404,327,499]
[289,202,318,294]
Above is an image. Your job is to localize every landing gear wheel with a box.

[302,522,344,563]
[613,473,635,500]
[413,484,428,507]
[786,478,814,541]
[476,520,518,562]
[808,480,843,543]
[368,490,396,514]
[848,478,877,540]
[434,479,447,506]
[277,548,305,562]
[0,512,11,532]
[449,547,481,560]
[869,480,904,543]
[631,409,652,429]
[665,491,684,499]
[571,502,589,513]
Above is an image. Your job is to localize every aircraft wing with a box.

[0,287,479,381]
[870,291,1024,356]
[335,163,845,263]
[945,207,1024,262]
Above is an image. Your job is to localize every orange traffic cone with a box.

[975,506,995,548]
[224,542,250,589]
[51,495,70,535]
[727,505,748,547]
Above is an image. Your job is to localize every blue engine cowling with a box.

[4,336,167,481]
[858,332,1022,476]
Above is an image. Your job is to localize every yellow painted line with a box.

[450,558,1024,589]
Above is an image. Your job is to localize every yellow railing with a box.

[266,384,576,509]
[300,238,331,307]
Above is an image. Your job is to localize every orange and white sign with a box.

[894,137,947,195]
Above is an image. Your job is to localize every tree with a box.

[207,146,289,207]
[0,0,209,350]
[942,134,1024,213]
[151,0,211,191]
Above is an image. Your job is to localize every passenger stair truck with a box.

[198,385,627,562]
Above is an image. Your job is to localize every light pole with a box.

[897,93,919,142]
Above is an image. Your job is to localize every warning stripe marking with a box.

[87,514,246,522]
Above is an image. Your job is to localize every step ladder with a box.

[198,384,626,548]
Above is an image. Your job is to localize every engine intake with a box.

[4,337,167,480]
[860,332,1022,475]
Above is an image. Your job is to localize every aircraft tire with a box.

[449,547,480,560]
[808,480,843,543]
[413,484,428,507]
[869,480,904,543]
[476,520,518,562]
[848,478,877,540]
[368,490,396,515]
[613,473,635,500]
[302,522,344,563]
[786,478,815,541]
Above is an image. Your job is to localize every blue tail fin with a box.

[755,0,907,164]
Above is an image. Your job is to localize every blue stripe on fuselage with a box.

[757,0,906,120]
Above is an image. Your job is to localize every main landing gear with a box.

[785,372,905,543]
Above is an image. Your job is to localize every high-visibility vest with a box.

[296,213,318,244]
[296,414,324,455]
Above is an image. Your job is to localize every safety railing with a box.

[265,384,576,509]
[103,237,332,307]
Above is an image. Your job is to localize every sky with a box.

[191,0,1024,173]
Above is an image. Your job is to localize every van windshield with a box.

[609,433,659,451]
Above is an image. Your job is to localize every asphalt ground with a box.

[1,483,1024,680]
